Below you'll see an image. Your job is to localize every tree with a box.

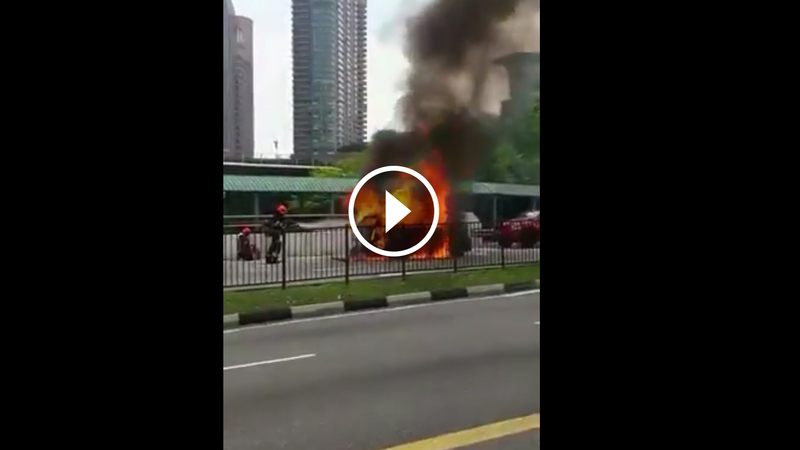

[480,140,518,183]
[518,102,540,185]
[511,101,540,161]
[310,151,370,178]
[478,102,540,184]
[300,151,371,213]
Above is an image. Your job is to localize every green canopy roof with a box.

[223,175,539,197]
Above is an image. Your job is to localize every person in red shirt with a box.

[236,227,260,261]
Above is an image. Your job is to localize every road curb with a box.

[291,301,345,319]
[466,283,505,297]
[344,297,388,312]
[504,281,537,293]
[387,291,432,306]
[223,314,240,329]
[431,287,469,301]
[224,279,540,329]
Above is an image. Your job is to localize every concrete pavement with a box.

[223,292,540,450]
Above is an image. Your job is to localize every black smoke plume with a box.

[360,0,539,232]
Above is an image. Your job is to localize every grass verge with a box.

[223,264,539,315]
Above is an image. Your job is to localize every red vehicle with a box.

[494,211,540,248]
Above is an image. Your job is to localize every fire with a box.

[349,149,452,259]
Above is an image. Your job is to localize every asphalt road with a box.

[223,247,540,287]
[223,291,540,450]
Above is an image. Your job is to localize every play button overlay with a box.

[384,190,411,233]
[348,165,440,258]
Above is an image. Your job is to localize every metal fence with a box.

[223,221,540,288]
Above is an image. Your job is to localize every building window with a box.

[236,28,244,44]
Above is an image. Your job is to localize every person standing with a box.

[263,204,288,263]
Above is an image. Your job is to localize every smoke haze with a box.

[400,0,540,125]
[365,0,540,204]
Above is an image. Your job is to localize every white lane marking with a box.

[223,354,316,371]
[223,289,540,335]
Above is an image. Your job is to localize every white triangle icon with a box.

[385,190,412,233]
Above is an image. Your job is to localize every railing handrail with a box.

[222,221,487,232]
[223,219,539,289]
[224,214,347,219]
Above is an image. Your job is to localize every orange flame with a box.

[350,149,451,259]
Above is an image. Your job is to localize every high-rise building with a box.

[496,52,540,122]
[223,0,255,159]
[231,16,254,156]
[223,0,235,153]
[292,0,367,159]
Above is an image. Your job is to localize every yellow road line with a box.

[378,413,540,450]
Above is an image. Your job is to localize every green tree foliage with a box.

[476,101,540,185]
[310,151,370,178]
[298,151,371,213]
[483,140,518,182]
[512,102,540,159]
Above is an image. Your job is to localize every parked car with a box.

[494,210,540,248]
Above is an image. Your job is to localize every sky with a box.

[234,0,427,158]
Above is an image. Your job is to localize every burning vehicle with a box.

[347,123,476,260]
[352,216,473,259]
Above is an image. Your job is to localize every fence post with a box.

[281,228,287,290]
[344,225,350,285]
[452,223,458,273]
[402,255,407,280]
[259,229,266,284]
[501,240,506,269]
